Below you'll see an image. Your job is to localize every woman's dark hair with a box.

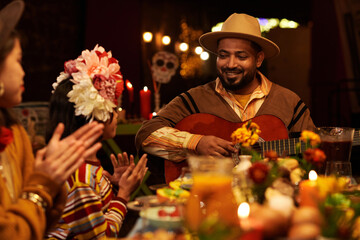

[45,78,89,143]
[0,30,20,128]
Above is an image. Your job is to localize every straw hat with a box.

[199,13,280,59]
[0,0,24,49]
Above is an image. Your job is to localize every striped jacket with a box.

[45,161,127,240]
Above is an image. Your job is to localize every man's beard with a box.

[217,67,257,91]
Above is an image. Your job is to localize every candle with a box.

[238,203,263,240]
[126,80,134,103]
[299,170,319,207]
[140,86,151,120]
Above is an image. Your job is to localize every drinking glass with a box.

[184,156,241,239]
[316,127,354,177]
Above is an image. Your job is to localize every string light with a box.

[143,32,153,42]
[162,35,171,45]
[195,46,203,55]
[179,42,189,52]
[200,51,209,60]
[212,18,299,33]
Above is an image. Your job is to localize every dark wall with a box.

[15,0,87,103]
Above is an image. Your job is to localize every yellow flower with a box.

[231,121,261,146]
[300,130,321,147]
[316,175,349,200]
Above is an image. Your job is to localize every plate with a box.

[139,206,183,230]
[127,195,161,211]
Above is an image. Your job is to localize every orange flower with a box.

[303,148,326,166]
[248,162,269,184]
[264,150,278,162]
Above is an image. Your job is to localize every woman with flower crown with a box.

[0,1,105,240]
[44,45,148,239]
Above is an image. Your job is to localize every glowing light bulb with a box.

[143,32,153,42]
[195,46,203,55]
[179,42,189,51]
[200,51,209,60]
[162,35,171,45]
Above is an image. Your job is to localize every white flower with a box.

[52,72,70,93]
[67,78,116,122]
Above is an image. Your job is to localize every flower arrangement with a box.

[231,123,328,205]
[296,130,326,177]
[52,45,124,122]
[230,123,360,239]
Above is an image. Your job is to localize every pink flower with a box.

[93,74,117,102]
[64,60,79,74]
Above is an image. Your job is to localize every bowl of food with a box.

[140,205,183,230]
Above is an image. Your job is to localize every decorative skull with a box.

[151,51,179,84]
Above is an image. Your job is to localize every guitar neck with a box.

[254,130,360,157]
[254,138,306,157]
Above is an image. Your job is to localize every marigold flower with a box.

[248,162,269,184]
[300,130,321,147]
[316,176,348,200]
[303,148,326,166]
[231,120,261,146]
[264,150,278,162]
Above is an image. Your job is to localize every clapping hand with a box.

[103,152,134,186]
[34,122,104,185]
[116,154,148,201]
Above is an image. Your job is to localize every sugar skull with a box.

[151,51,179,84]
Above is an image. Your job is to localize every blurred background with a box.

[5,0,360,128]
[3,0,360,173]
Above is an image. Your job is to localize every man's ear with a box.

[256,51,265,68]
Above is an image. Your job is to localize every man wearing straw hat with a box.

[136,13,315,183]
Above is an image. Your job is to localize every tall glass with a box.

[184,156,241,239]
[316,127,354,177]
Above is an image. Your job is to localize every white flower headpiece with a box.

[53,45,124,122]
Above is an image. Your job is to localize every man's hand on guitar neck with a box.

[196,135,237,157]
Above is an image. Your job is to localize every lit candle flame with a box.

[309,170,317,181]
[144,86,148,91]
[237,202,250,219]
[126,80,133,89]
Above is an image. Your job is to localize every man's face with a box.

[216,38,264,92]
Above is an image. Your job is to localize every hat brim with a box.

[199,31,280,59]
[0,0,24,48]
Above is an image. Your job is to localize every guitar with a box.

[164,113,360,183]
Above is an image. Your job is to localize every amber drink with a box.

[317,127,354,177]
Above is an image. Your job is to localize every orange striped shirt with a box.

[45,161,127,239]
